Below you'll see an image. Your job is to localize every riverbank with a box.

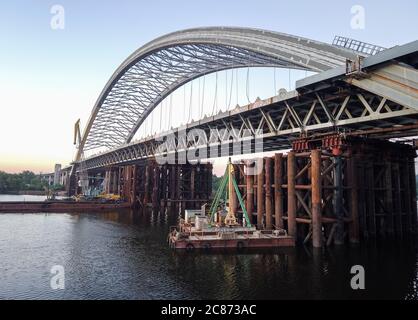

[18,190,46,195]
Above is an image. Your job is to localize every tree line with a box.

[0,171,48,193]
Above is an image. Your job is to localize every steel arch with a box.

[78,27,358,160]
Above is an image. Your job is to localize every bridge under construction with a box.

[65,27,418,247]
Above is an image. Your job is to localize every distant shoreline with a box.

[18,190,46,196]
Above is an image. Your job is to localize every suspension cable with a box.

[198,77,201,119]
[160,100,163,133]
[236,68,238,106]
[183,84,186,125]
[188,80,193,123]
[169,94,173,130]
[246,67,251,104]
[150,110,153,136]
[227,69,234,109]
[201,76,205,118]
[225,70,228,110]
[144,114,148,138]
[274,67,277,96]
[212,72,218,115]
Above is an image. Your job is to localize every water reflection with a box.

[0,207,417,299]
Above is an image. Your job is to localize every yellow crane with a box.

[73,119,89,195]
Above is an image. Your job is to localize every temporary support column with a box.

[393,162,403,237]
[347,155,360,243]
[384,156,394,235]
[403,158,412,233]
[367,163,377,236]
[191,167,196,202]
[265,157,273,230]
[257,159,264,229]
[104,170,110,194]
[334,155,344,245]
[287,152,297,238]
[176,166,181,207]
[152,165,159,208]
[131,166,137,207]
[160,165,167,206]
[246,161,254,223]
[144,165,151,206]
[207,165,213,201]
[112,169,118,194]
[311,149,322,248]
[274,154,283,229]
[109,170,114,193]
[118,167,123,195]
[123,166,133,204]
[409,158,418,233]
[169,165,176,202]
[231,164,238,214]
[227,162,237,223]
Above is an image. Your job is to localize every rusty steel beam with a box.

[409,159,418,233]
[333,155,344,245]
[274,154,284,229]
[287,152,297,238]
[246,161,254,224]
[384,157,394,236]
[347,155,360,243]
[311,149,322,248]
[257,159,264,229]
[265,157,273,230]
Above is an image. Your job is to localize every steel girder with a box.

[80,82,418,171]
[78,27,359,160]
[347,63,418,110]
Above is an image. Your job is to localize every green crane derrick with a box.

[208,159,252,228]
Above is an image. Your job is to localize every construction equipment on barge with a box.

[168,158,295,251]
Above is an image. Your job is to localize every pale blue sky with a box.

[0,0,417,173]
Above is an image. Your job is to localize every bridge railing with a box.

[332,36,386,56]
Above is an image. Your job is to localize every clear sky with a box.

[0,0,417,173]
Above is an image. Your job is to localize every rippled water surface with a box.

[0,197,417,299]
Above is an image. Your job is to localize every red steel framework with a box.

[232,135,418,247]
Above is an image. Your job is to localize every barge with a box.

[168,159,295,251]
[0,200,131,213]
[168,216,295,251]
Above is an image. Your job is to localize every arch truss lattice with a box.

[79,27,358,159]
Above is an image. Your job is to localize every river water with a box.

[0,195,417,300]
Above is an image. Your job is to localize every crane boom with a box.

[74,119,81,146]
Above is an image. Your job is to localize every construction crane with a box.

[73,119,89,196]
[208,158,252,228]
